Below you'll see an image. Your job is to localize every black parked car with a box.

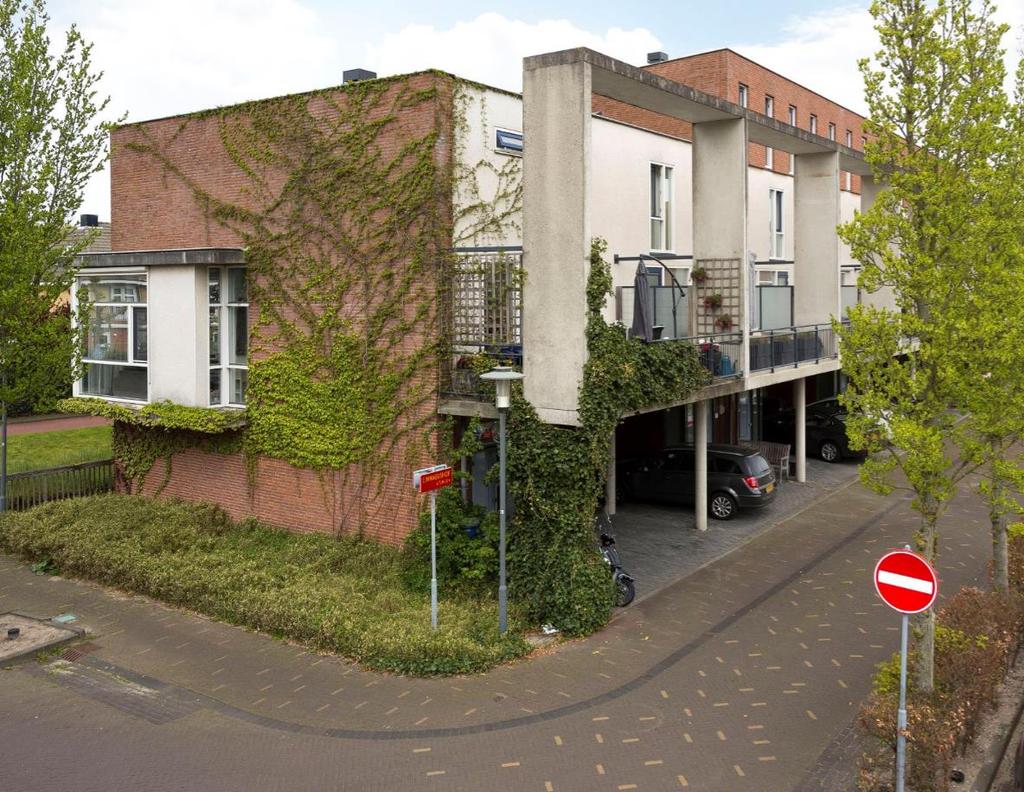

[766,398,865,463]
[618,445,777,520]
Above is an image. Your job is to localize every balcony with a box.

[749,323,839,373]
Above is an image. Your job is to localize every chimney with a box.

[647,52,669,65]
[343,68,377,84]
[79,214,99,227]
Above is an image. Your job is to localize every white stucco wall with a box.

[591,117,693,322]
[747,167,795,263]
[453,86,524,248]
[148,265,205,406]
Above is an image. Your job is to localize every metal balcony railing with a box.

[749,323,838,373]
[670,332,744,379]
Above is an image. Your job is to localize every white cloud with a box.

[365,12,660,92]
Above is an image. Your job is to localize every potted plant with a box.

[703,293,723,310]
[714,313,733,331]
[691,266,708,285]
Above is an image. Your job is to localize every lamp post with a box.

[479,365,523,634]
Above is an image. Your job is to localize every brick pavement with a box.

[0,474,994,791]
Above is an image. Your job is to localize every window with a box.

[809,114,818,135]
[828,122,836,141]
[861,135,867,149]
[78,273,148,401]
[788,105,797,126]
[494,128,523,156]
[764,95,774,118]
[769,189,784,259]
[209,267,248,406]
[763,97,775,169]
[845,129,853,147]
[765,146,774,169]
[738,83,748,108]
[649,163,674,252]
[776,271,789,286]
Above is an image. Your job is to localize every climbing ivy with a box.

[113,71,521,498]
[506,239,710,635]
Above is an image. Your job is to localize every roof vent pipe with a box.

[343,68,377,84]
[647,52,669,64]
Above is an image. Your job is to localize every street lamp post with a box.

[479,366,523,634]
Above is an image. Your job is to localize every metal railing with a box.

[5,459,114,511]
[749,324,838,373]
[671,332,744,379]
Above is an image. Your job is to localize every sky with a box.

[45,0,1024,219]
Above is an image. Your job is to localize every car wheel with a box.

[819,441,841,463]
[709,493,737,520]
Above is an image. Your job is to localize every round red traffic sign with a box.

[873,550,939,614]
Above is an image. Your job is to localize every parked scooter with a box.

[594,511,636,606]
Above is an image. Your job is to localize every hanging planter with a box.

[691,266,708,285]
[703,293,723,310]
[714,313,733,331]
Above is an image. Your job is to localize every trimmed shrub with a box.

[0,495,530,675]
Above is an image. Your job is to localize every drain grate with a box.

[60,641,99,663]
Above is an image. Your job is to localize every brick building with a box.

[74,46,885,541]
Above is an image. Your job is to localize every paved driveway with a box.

[0,471,993,792]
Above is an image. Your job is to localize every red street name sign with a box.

[874,549,939,614]
[413,464,453,494]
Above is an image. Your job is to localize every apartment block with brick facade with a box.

[73,46,890,541]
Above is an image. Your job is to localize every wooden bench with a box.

[751,441,791,482]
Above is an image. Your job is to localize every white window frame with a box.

[74,269,149,404]
[788,105,797,126]
[845,129,853,147]
[828,122,836,141]
[764,97,775,169]
[768,188,785,260]
[494,127,523,157]
[208,266,249,407]
[738,83,748,108]
[809,114,818,135]
[649,162,674,253]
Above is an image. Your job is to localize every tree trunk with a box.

[990,449,1009,593]
[914,511,938,693]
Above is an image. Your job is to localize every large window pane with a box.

[209,308,221,365]
[81,363,147,401]
[132,307,148,362]
[209,368,221,405]
[228,306,247,366]
[227,268,247,304]
[209,268,221,305]
[87,305,129,361]
[79,274,147,304]
[231,369,248,405]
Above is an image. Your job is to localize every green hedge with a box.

[0,495,529,675]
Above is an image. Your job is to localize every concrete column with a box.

[521,57,592,426]
[692,118,749,372]
[695,399,709,531]
[795,377,806,483]
[793,151,841,326]
[857,176,899,312]
[606,432,617,516]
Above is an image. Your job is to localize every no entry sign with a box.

[873,549,939,614]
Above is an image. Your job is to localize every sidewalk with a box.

[0,474,994,791]
[6,414,110,436]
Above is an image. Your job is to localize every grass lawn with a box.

[0,495,531,675]
[5,426,112,473]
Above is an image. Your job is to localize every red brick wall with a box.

[594,49,865,193]
[647,49,866,193]
[137,447,430,547]
[112,73,454,545]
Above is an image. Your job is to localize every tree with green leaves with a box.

[0,0,117,510]
[838,0,1017,692]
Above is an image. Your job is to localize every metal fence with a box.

[616,285,690,338]
[749,324,838,372]
[672,332,745,379]
[443,248,523,399]
[5,459,114,511]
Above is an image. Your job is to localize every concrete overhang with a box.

[76,248,246,269]
[525,48,872,177]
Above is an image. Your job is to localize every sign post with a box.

[873,546,939,792]
[413,464,454,630]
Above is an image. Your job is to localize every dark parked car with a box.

[766,398,865,463]
[618,445,777,520]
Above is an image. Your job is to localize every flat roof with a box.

[76,248,245,268]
